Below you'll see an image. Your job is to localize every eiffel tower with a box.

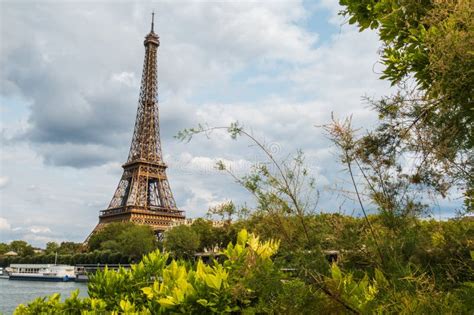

[89,14,185,237]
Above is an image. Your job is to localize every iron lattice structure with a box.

[89,16,185,237]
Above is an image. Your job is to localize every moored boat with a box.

[6,264,76,282]
[0,267,9,279]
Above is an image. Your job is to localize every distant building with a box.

[33,248,44,254]
[3,251,18,257]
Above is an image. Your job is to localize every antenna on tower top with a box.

[151,11,155,32]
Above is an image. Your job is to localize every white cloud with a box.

[111,72,138,87]
[0,176,10,189]
[181,186,227,217]
[28,226,52,234]
[22,234,60,244]
[0,217,11,231]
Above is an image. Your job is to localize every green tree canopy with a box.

[0,243,9,255]
[45,242,59,255]
[339,0,473,209]
[164,225,200,259]
[9,240,34,256]
[88,222,134,251]
[116,225,157,261]
[57,242,82,255]
[190,218,215,251]
[88,222,157,260]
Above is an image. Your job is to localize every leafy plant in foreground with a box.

[14,230,304,314]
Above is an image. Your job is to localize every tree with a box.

[0,243,9,255]
[189,218,218,251]
[45,242,59,254]
[9,240,34,256]
[87,222,157,260]
[339,0,473,211]
[207,201,236,224]
[116,225,157,261]
[164,225,200,259]
[88,222,135,251]
[100,240,120,253]
[57,242,82,255]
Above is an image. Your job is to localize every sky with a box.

[0,0,459,247]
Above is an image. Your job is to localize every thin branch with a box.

[346,153,385,265]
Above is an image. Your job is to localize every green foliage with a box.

[88,222,133,251]
[14,290,93,315]
[164,225,200,259]
[0,224,157,267]
[8,240,34,256]
[339,0,472,92]
[0,242,9,255]
[57,242,83,255]
[178,123,319,250]
[338,0,473,208]
[45,242,59,255]
[12,225,474,314]
[15,230,316,314]
[188,218,224,251]
[325,263,470,314]
[88,222,157,261]
[158,218,241,259]
[207,201,236,224]
[117,225,157,261]
[175,118,472,311]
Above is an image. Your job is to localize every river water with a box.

[0,279,88,314]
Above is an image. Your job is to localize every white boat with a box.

[0,267,9,279]
[6,264,76,282]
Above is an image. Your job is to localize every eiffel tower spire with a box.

[151,11,155,33]
[127,12,161,163]
[88,15,185,238]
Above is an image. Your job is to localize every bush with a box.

[14,230,315,314]
[11,228,474,314]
